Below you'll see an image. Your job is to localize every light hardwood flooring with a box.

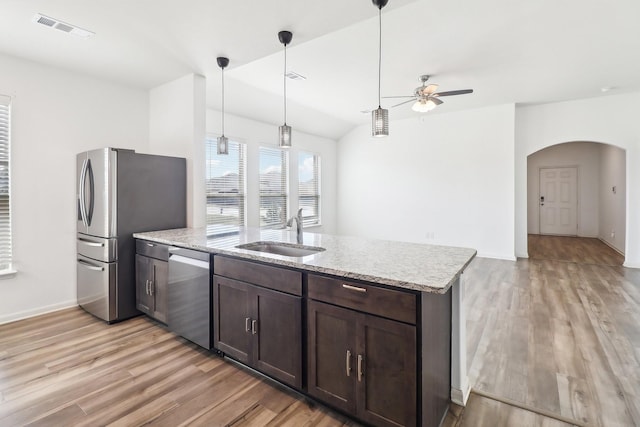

[464,236,640,426]
[1,235,637,426]
[528,234,624,266]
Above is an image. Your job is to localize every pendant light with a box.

[372,0,389,137]
[278,30,293,148]
[216,56,230,155]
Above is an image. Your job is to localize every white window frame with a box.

[0,95,14,275]
[298,151,321,227]
[205,136,246,236]
[259,146,289,229]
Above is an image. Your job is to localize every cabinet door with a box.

[150,259,168,323]
[213,276,251,363]
[135,255,154,315]
[356,315,417,427]
[253,287,302,388]
[307,300,357,414]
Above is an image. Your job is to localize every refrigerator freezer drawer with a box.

[77,254,117,322]
[77,233,117,262]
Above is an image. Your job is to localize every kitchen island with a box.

[134,227,476,427]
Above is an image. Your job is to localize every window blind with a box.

[0,95,11,271]
[205,137,246,236]
[298,151,321,226]
[259,147,288,229]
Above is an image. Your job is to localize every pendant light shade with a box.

[372,107,388,136]
[278,124,292,148]
[371,0,389,137]
[278,30,293,148]
[216,56,230,155]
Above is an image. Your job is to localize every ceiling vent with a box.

[32,14,95,38]
[285,71,306,81]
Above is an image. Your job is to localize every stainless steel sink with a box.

[236,241,325,257]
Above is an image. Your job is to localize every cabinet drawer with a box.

[307,274,416,325]
[136,240,169,261]
[213,256,302,296]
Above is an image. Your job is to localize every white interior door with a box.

[539,167,578,235]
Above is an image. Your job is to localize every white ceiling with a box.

[2,0,640,140]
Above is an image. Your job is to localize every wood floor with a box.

[528,234,624,266]
[1,235,637,426]
[464,236,640,426]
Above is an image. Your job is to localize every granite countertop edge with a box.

[133,228,477,294]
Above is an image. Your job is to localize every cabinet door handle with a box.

[342,284,367,293]
[245,317,251,333]
[346,350,352,377]
[149,280,154,296]
[251,319,258,335]
[357,354,364,382]
[145,280,150,295]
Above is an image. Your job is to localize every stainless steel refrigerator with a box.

[76,148,186,323]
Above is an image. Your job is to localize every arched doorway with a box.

[526,141,626,265]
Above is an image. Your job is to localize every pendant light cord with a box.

[378,7,382,109]
[221,67,225,135]
[283,43,287,125]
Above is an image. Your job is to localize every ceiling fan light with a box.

[217,135,229,155]
[279,124,292,148]
[412,99,437,112]
[372,107,389,137]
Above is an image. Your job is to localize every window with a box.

[259,147,288,228]
[0,95,11,271]
[298,151,321,226]
[205,137,246,236]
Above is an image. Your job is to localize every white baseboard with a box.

[476,253,517,261]
[451,380,471,406]
[0,300,78,325]
[597,237,625,256]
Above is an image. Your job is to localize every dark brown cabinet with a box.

[308,300,416,427]
[135,240,169,323]
[213,256,303,389]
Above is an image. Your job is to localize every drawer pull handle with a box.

[146,243,156,247]
[346,350,352,377]
[251,320,258,335]
[357,354,364,382]
[342,284,367,293]
[245,317,251,333]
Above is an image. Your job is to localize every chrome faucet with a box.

[286,208,304,244]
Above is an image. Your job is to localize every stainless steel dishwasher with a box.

[168,247,211,349]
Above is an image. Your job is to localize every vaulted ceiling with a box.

[2,0,640,139]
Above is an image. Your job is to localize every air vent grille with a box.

[285,71,307,81]
[32,14,94,38]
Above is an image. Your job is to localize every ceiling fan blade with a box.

[431,97,444,106]
[424,84,439,95]
[390,99,416,108]
[434,89,473,97]
[382,95,415,99]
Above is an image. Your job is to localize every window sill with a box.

[304,223,322,229]
[0,269,17,279]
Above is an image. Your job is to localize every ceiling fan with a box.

[383,75,473,112]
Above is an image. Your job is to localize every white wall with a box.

[149,74,206,228]
[515,91,640,266]
[206,110,338,234]
[599,144,626,253]
[336,104,516,260]
[527,142,601,236]
[0,53,149,324]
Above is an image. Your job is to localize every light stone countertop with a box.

[133,227,477,294]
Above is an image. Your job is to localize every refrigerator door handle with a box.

[77,258,105,272]
[86,159,95,226]
[79,159,88,226]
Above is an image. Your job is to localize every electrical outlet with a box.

[611,230,615,239]
[425,232,435,240]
